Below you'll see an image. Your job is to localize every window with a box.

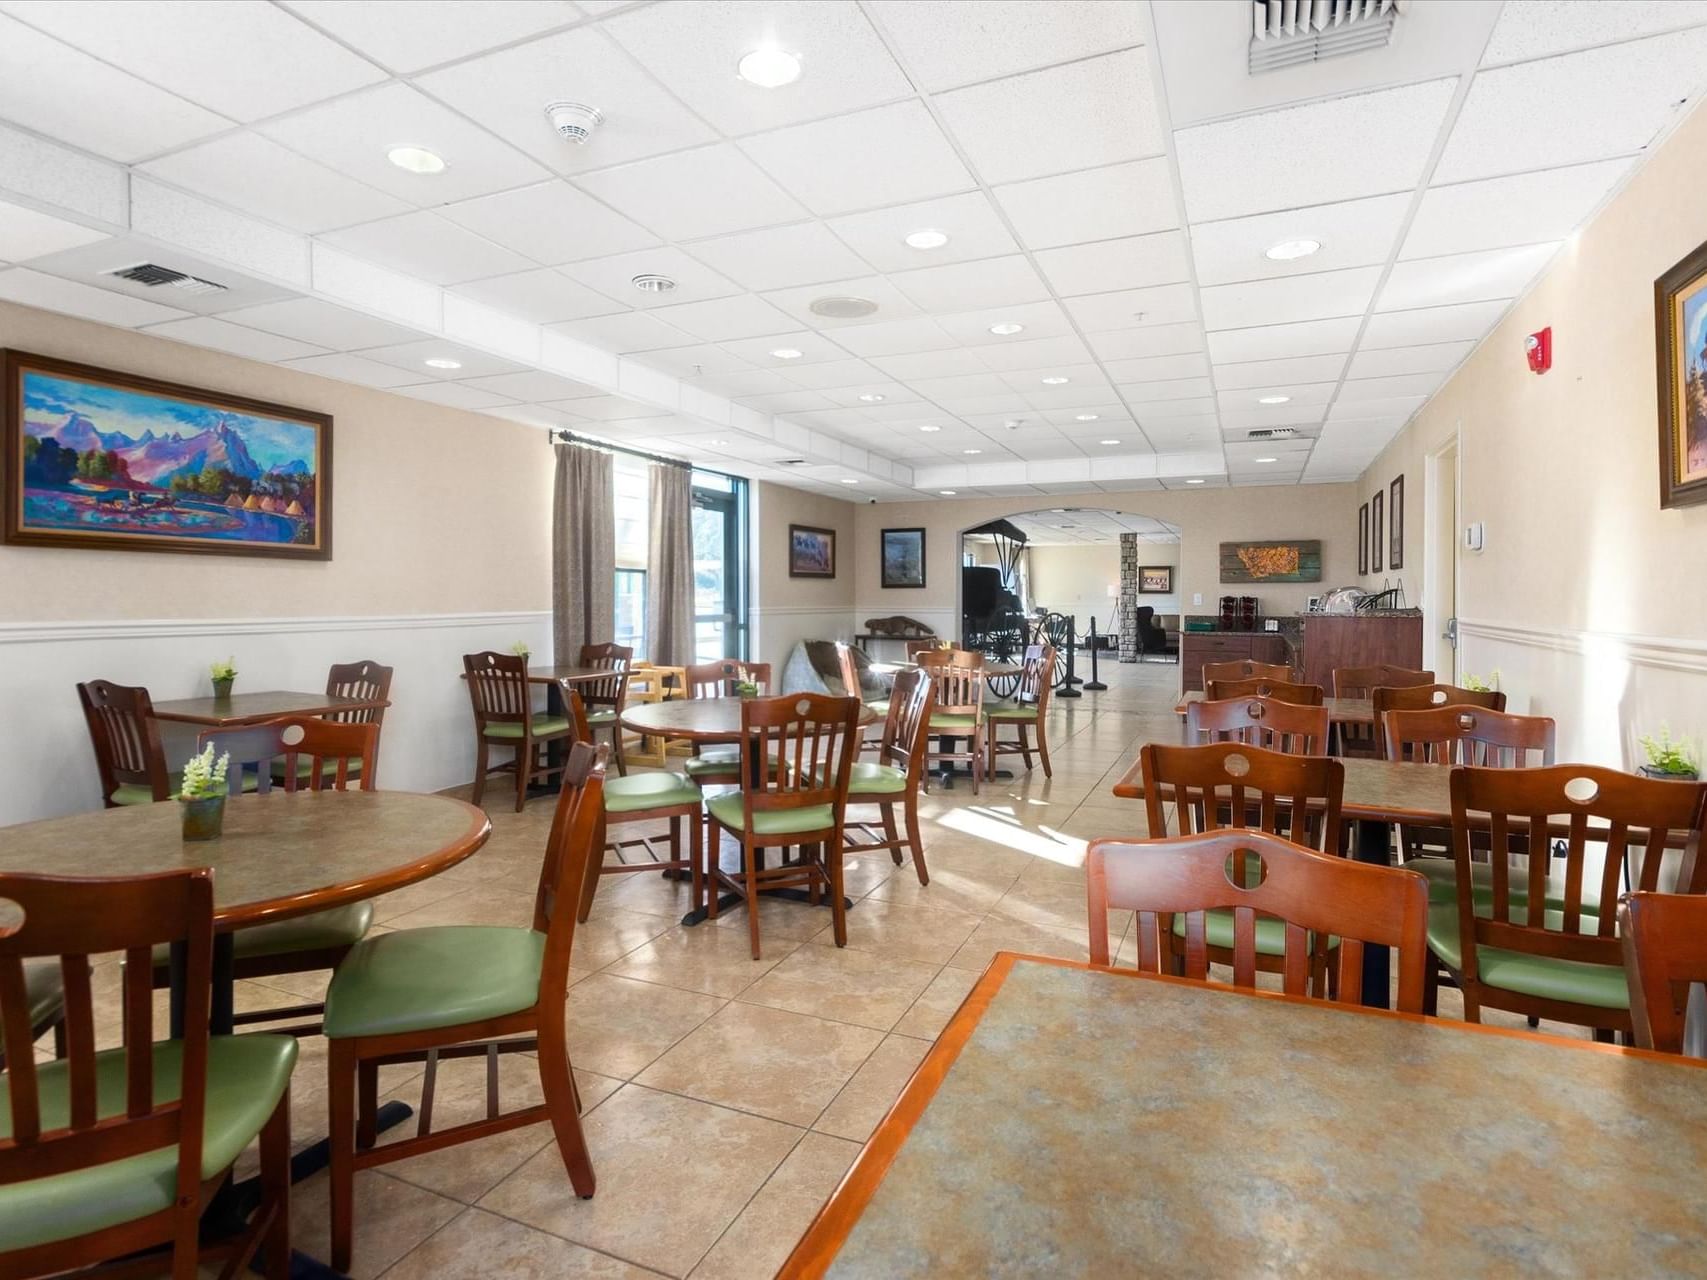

[613,457,649,656]
[614,568,646,655]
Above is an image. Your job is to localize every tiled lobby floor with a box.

[85,658,1583,1278]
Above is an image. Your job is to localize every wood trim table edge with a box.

[150,695,392,727]
[617,697,879,743]
[776,950,1707,1279]
[1108,760,1452,824]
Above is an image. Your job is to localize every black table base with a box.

[1352,817,1394,1009]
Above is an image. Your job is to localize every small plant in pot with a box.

[510,641,531,658]
[179,744,231,841]
[733,666,762,699]
[210,656,238,700]
[1638,726,1700,782]
[1461,669,1501,693]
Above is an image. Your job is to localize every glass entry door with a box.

[691,473,747,662]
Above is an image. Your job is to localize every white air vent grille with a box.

[1250,0,1400,74]
[1247,427,1302,439]
[106,262,228,296]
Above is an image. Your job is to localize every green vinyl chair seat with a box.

[0,1034,297,1252]
[684,751,779,777]
[706,793,836,837]
[1425,902,1628,1009]
[928,713,982,731]
[1405,856,1604,916]
[603,772,702,813]
[110,771,185,806]
[482,716,572,741]
[585,708,617,725]
[984,702,1041,721]
[323,925,546,1039]
[270,755,363,783]
[23,959,65,1030]
[1170,910,1335,956]
[866,700,890,716]
[148,902,373,970]
[846,762,907,796]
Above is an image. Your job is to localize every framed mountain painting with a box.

[3,350,332,560]
[1655,236,1707,508]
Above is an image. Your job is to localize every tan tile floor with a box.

[69,659,1595,1278]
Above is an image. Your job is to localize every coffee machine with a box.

[1218,595,1258,630]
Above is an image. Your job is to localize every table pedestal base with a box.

[1352,817,1393,1009]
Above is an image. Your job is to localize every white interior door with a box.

[1424,436,1460,680]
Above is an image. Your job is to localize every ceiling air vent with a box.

[1247,427,1300,439]
[106,262,228,296]
[1249,0,1401,75]
[779,458,808,466]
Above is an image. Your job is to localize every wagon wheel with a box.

[1038,613,1074,690]
[981,615,1026,699]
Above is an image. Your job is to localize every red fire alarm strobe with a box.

[1526,326,1552,374]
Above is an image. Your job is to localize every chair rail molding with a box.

[0,610,551,646]
[1457,619,1707,678]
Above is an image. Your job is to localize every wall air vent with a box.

[1249,0,1401,75]
[106,262,228,296]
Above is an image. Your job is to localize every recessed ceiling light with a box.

[918,424,940,432]
[737,45,801,88]
[1100,439,1121,446]
[1255,456,1278,463]
[963,448,982,455]
[423,357,461,370]
[770,347,803,360]
[1075,413,1099,422]
[1040,376,1069,385]
[939,489,957,496]
[1003,419,1025,429]
[387,146,445,174]
[1257,394,1291,405]
[631,273,676,293]
[988,322,1024,336]
[840,477,859,484]
[810,295,878,319]
[904,229,949,250]
[1186,478,1206,484]
[1265,238,1321,262]
[707,439,729,446]
[858,393,886,403]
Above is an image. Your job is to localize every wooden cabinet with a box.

[1298,614,1424,690]
[1180,631,1289,692]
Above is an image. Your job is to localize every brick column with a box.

[1117,533,1139,663]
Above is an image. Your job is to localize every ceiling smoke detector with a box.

[631,273,677,293]
[544,101,603,144]
[809,295,878,319]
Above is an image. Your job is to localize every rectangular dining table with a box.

[1174,688,1375,725]
[150,689,390,726]
[780,952,1707,1278]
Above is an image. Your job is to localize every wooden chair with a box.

[1620,892,1707,1054]
[1086,829,1431,1012]
[1140,741,1345,993]
[1332,664,1433,756]
[835,642,882,758]
[77,679,174,807]
[565,691,704,923]
[704,693,862,960]
[1204,676,1324,706]
[1201,659,1291,685]
[903,639,940,660]
[986,644,1056,778]
[0,963,68,1070]
[1371,682,1506,736]
[0,867,294,1280]
[843,668,935,886]
[916,649,987,794]
[680,659,774,786]
[578,643,634,775]
[464,650,575,812]
[322,743,606,1273]
[1185,695,1330,756]
[276,659,393,786]
[1430,765,1707,1036]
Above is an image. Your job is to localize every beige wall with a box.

[1356,99,1707,764]
[751,481,856,677]
[1027,543,1122,632]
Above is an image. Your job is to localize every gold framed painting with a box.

[1655,237,1707,508]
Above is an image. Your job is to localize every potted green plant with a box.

[179,744,231,841]
[510,641,531,658]
[1638,726,1700,781]
[1460,669,1501,693]
[210,656,238,700]
[733,666,761,698]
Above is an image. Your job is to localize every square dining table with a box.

[150,689,390,727]
[781,952,1707,1278]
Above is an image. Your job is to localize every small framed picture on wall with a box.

[1371,491,1384,573]
[788,524,836,578]
[1389,475,1404,570]
[1358,502,1369,574]
[1138,565,1173,594]
[880,527,926,588]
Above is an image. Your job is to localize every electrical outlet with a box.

[1192,592,1203,606]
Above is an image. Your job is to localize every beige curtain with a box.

[646,461,695,666]
[552,441,614,664]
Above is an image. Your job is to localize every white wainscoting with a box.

[1458,619,1707,767]
[0,611,551,825]
[750,605,857,683]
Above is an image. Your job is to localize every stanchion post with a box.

[1058,615,1082,698]
[1083,617,1107,691]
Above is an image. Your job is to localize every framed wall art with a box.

[1358,502,1369,574]
[880,526,926,588]
[1138,565,1173,594]
[1389,474,1405,570]
[1218,539,1322,583]
[789,523,836,578]
[1371,490,1384,574]
[1654,236,1707,508]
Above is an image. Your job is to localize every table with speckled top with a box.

[783,952,1707,1279]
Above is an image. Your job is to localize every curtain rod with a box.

[551,429,692,471]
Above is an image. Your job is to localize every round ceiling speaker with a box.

[809,295,878,319]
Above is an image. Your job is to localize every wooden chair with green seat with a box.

[272,659,393,790]
[1186,694,1331,757]
[1204,676,1323,706]
[916,648,987,795]
[1428,765,1707,1035]
[705,692,862,960]
[578,642,634,775]
[465,650,575,812]
[0,866,295,1280]
[1371,683,1506,760]
[1619,891,1707,1053]
[835,642,883,757]
[0,963,69,1069]
[843,668,935,887]
[679,659,774,787]
[1086,828,1431,1012]
[1332,664,1433,757]
[322,743,606,1273]
[77,679,178,807]
[1139,741,1346,995]
[985,644,1056,779]
[563,690,704,923]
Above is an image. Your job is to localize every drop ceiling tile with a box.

[1377,243,1560,312]
[910,372,1015,400]
[1101,352,1209,383]
[1213,353,1348,388]
[1063,283,1196,333]
[463,369,600,401]
[866,0,1145,92]
[1047,405,1135,428]
[939,301,1078,346]
[393,381,519,410]
[1359,300,1510,350]
[562,247,743,309]
[1338,372,1446,401]
[1188,193,1411,287]
[891,255,1052,314]
[1120,377,1215,403]
[1215,382,1336,411]
[820,381,914,408]
[280,352,421,389]
[1219,403,1327,430]
[993,158,1179,250]
[222,297,425,349]
[816,315,956,357]
[0,200,107,262]
[936,49,1164,185]
[1174,79,1456,222]
[825,192,1018,274]
[1401,160,1629,260]
[866,348,993,380]
[0,267,190,325]
[0,14,228,162]
[143,315,329,362]
[416,27,717,175]
[548,310,694,353]
[719,331,851,366]
[778,358,884,389]
[1025,385,1116,411]
[638,344,754,378]
[1480,0,1707,65]
[737,390,840,414]
[1205,317,1362,364]
[1437,28,1707,183]
[451,269,619,324]
[556,395,662,421]
[1033,232,1190,297]
[575,144,808,241]
[262,82,551,205]
[1346,342,1474,379]
[687,368,798,398]
[646,293,798,342]
[280,0,581,74]
[685,222,871,293]
[321,211,535,286]
[439,181,659,266]
[1,0,383,122]
[358,339,528,379]
[1325,395,1427,423]
[760,276,921,329]
[968,332,1094,369]
[1200,267,1381,331]
[1001,363,1110,393]
[860,399,941,423]
[1086,324,1203,361]
[739,101,974,217]
[603,0,910,134]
